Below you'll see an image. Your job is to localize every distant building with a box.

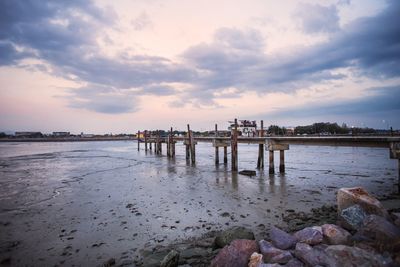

[52,132,70,137]
[228,120,257,137]
[80,132,94,138]
[15,132,43,138]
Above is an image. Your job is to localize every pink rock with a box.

[210,239,259,267]
[293,227,323,245]
[248,252,263,267]
[269,226,297,250]
[258,240,284,262]
[321,224,351,245]
[337,187,389,219]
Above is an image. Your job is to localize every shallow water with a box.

[0,141,397,266]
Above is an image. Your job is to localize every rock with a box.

[269,226,297,249]
[358,215,400,251]
[258,240,284,262]
[326,245,393,267]
[294,243,336,266]
[337,187,389,219]
[285,258,304,267]
[210,239,259,267]
[391,212,400,228]
[239,170,257,176]
[160,250,179,267]
[321,224,351,245]
[293,226,323,245]
[142,251,170,267]
[214,227,255,248]
[269,251,293,264]
[102,258,115,267]
[180,247,209,259]
[339,204,367,231]
[248,252,263,267]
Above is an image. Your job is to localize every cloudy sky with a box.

[1,0,399,133]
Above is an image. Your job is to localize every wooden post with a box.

[279,150,285,173]
[257,120,264,169]
[186,144,190,160]
[167,129,171,157]
[156,130,160,154]
[137,130,140,151]
[231,118,238,171]
[187,124,195,164]
[144,130,148,151]
[398,159,400,193]
[215,124,219,165]
[224,146,228,164]
[149,133,152,150]
[269,150,274,174]
[170,127,175,158]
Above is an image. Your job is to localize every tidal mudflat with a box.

[0,141,397,266]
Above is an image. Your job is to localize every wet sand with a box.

[0,141,398,266]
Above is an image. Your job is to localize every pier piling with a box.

[269,150,274,174]
[231,118,238,171]
[257,120,264,169]
[144,130,148,151]
[215,124,219,165]
[279,150,285,173]
[224,146,228,164]
[137,130,140,151]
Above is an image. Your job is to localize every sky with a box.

[1,0,399,134]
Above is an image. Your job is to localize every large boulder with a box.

[294,243,336,266]
[358,215,400,251]
[160,250,179,267]
[258,240,285,263]
[214,227,255,248]
[325,245,393,267]
[210,239,258,267]
[339,204,367,231]
[269,226,297,250]
[337,187,389,219]
[293,226,323,245]
[321,224,351,245]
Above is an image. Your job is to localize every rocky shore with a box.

[131,187,400,267]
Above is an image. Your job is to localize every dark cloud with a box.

[182,0,400,103]
[293,3,340,34]
[259,86,400,128]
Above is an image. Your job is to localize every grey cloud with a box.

[260,86,400,128]
[1,0,196,113]
[293,3,340,34]
[65,84,138,114]
[182,0,400,101]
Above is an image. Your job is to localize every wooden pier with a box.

[136,119,400,191]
